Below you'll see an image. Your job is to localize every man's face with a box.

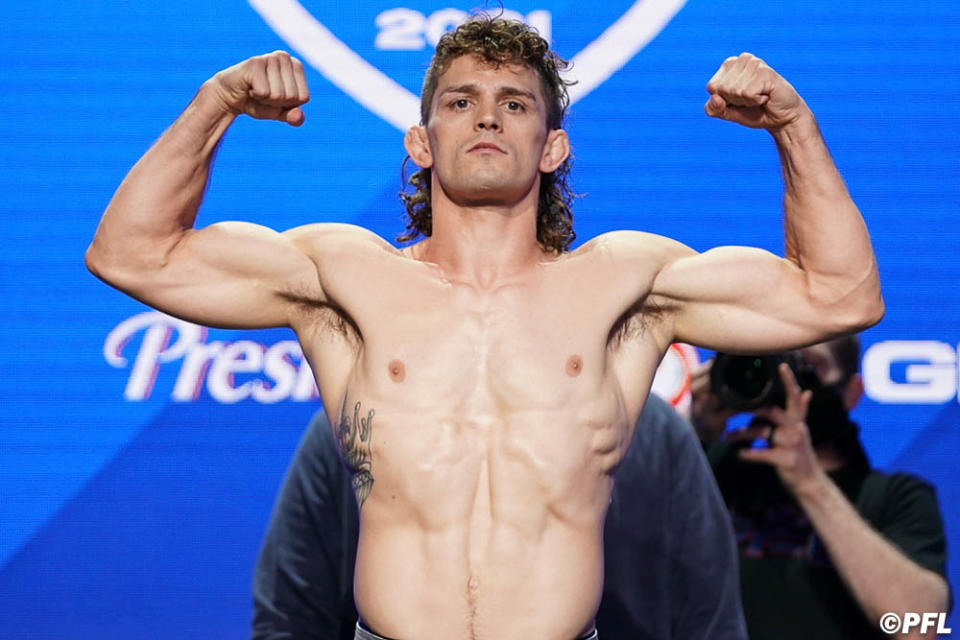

[798,343,844,387]
[416,54,564,206]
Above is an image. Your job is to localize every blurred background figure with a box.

[692,335,951,639]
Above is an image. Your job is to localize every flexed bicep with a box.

[652,245,857,353]
[91,220,325,330]
[686,53,883,348]
[86,52,322,330]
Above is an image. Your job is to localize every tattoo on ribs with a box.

[337,401,375,508]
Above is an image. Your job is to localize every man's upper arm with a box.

[654,244,830,352]
[608,228,878,352]
[90,221,371,330]
[863,472,953,613]
[868,473,949,580]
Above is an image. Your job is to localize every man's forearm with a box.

[86,82,236,276]
[771,113,883,328]
[795,473,949,637]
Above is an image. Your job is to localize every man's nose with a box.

[475,104,500,131]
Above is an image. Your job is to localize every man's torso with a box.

[288,229,673,639]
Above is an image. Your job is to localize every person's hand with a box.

[736,363,827,495]
[704,53,808,131]
[690,360,737,445]
[208,51,310,126]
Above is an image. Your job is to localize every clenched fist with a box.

[209,51,310,126]
[705,53,807,131]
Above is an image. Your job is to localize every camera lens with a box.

[709,353,785,411]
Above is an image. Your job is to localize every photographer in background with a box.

[692,335,951,639]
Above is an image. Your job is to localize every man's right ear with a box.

[842,373,864,411]
[404,126,433,168]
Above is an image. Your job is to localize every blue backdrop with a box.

[1,1,957,637]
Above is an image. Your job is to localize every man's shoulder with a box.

[284,223,397,258]
[859,468,939,506]
[577,230,696,265]
[856,467,949,578]
[852,467,946,532]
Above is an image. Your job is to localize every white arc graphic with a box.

[248,0,687,131]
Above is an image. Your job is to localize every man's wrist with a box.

[791,467,834,504]
[768,106,820,147]
[196,79,242,121]
[166,82,239,156]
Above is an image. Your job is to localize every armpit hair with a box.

[607,293,676,350]
[278,288,362,349]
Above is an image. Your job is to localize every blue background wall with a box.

[1,1,957,637]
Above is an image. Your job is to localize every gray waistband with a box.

[354,622,598,640]
[355,622,391,640]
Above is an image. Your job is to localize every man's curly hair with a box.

[397,15,577,253]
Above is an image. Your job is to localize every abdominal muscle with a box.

[349,403,623,640]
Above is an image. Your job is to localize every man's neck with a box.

[415,190,551,288]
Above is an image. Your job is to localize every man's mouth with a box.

[468,142,506,153]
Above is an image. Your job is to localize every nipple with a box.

[388,359,406,383]
[565,355,583,377]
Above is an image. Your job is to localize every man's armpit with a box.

[606,293,677,351]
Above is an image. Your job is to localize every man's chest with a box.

[350,286,616,412]
[302,251,668,417]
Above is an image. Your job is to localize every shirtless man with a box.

[86,17,883,640]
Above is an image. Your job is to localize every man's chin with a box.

[460,198,508,208]
[436,170,534,207]
[458,188,523,207]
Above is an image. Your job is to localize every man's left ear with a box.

[539,129,570,173]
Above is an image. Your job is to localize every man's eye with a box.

[453,99,469,109]
[506,101,524,111]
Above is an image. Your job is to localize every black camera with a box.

[709,352,822,411]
